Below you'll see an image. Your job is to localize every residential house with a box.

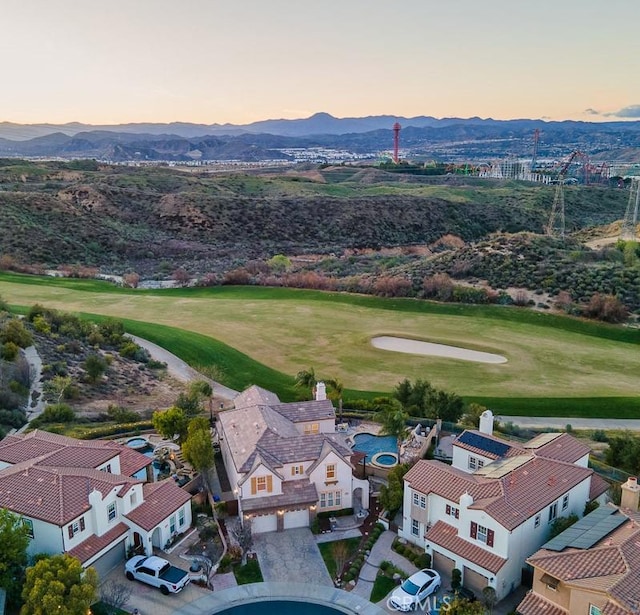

[399,415,608,600]
[0,430,192,577]
[518,477,640,615]
[218,384,369,533]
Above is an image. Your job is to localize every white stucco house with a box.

[218,384,369,533]
[0,430,192,577]
[399,417,609,600]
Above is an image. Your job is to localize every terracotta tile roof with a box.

[125,480,190,531]
[68,522,128,564]
[590,473,611,500]
[0,434,63,464]
[425,521,507,574]
[242,479,318,513]
[406,457,594,531]
[532,433,592,464]
[530,546,628,579]
[115,445,152,477]
[0,463,140,525]
[453,430,524,460]
[602,601,633,615]
[517,591,568,615]
[33,446,118,469]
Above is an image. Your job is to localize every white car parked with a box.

[389,568,441,611]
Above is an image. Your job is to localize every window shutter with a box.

[487,529,495,547]
[455,508,460,519]
[291,467,295,476]
[470,521,478,539]
[68,524,74,539]
[446,504,451,515]
[251,477,257,495]
[79,517,85,531]
[266,475,273,492]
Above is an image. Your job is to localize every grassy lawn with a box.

[2,273,640,417]
[233,558,263,585]
[370,574,397,603]
[318,537,362,579]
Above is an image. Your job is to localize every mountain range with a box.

[1,113,640,162]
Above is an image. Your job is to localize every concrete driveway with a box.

[253,528,333,586]
[102,564,214,615]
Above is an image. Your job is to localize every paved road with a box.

[497,415,640,431]
[127,334,239,400]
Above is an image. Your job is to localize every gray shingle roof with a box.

[242,479,318,512]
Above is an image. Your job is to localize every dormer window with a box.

[304,423,320,435]
[326,464,336,480]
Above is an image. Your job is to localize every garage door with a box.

[251,513,277,534]
[432,551,455,577]
[89,540,126,579]
[463,566,489,596]
[283,509,309,530]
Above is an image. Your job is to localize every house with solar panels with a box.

[398,413,609,600]
[518,478,640,615]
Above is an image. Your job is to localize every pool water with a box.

[352,433,397,464]
[216,600,348,615]
[374,453,398,466]
[126,437,149,449]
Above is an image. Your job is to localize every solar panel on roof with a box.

[475,455,532,478]
[458,431,511,457]
[523,433,562,449]
[542,507,623,551]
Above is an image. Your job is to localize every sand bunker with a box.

[371,336,507,364]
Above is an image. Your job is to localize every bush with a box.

[349,566,359,577]
[30,403,75,426]
[592,429,608,442]
[380,560,391,572]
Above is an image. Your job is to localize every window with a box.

[104,464,112,473]
[562,494,569,511]
[326,464,336,480]
[470,522,494,547]
[589,606,602,615]
[320,490,342,509]
[413,492,426,509]
[107,502,117,522]
[304,423,320,435]
[257,476,267,491]
[534,514,541,528]
[548,502,558,523]
[477,459,484,469]
[170,515,176,534]
[412,519,420,537]
[22,518,34,539]
[67,517,85,539]
[179,508,185,527]
[130,492,137,507]
[468,456,484,470]
[446,504,459,519]
[291,465,304,476]
[251,475,273,494]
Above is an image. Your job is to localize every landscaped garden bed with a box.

[370,561,408,603]
[392,537,432,569]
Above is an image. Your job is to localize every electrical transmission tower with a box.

[620,178,640,240]
[546,181,565,239]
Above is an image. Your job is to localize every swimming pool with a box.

[216,600,350,615]
[352,433,397,464]
[126,437,149,450]
[372,452,398,467]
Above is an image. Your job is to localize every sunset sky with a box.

[2,0,639,125]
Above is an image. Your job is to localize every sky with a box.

[2,0,639,125]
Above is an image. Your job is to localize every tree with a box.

[375,401,409,450]
[267,254,291,273]
[424,389,464,423]
[82,353,107,383]
[0,319,33,348]
[152,406,189,443]
[460,403,487,429]
[182,418,214,474]
[99,580,132,615]
[21,554,98,615]
[330,541,349,580]
[46,375,73,404]
[172,268,191,287]
[549,514,579,540]
[451,568,462,590]
[482,586,498,614]
[230,519,253,565]
[378,463,409,513]
[295,367,316,398]
[325,377,344,421]
[445,597,485,614]
[0,509,29,610]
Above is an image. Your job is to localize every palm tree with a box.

[325,377,344,421]
[375,400,409,452]
[295,367,316,399]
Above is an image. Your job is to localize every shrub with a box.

[380,560,391,572]
[592,429,608,442]
[348,566,359,577]
[31,403,75,426]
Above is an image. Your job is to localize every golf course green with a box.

[0,272,638,418]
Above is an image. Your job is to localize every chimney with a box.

[479,410,494,435]
[315,381,326,401]
[621,477,640,512]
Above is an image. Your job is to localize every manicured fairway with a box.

[1,273,639,417]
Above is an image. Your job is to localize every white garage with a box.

[283,508,309,530]
[251,513,278,534]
